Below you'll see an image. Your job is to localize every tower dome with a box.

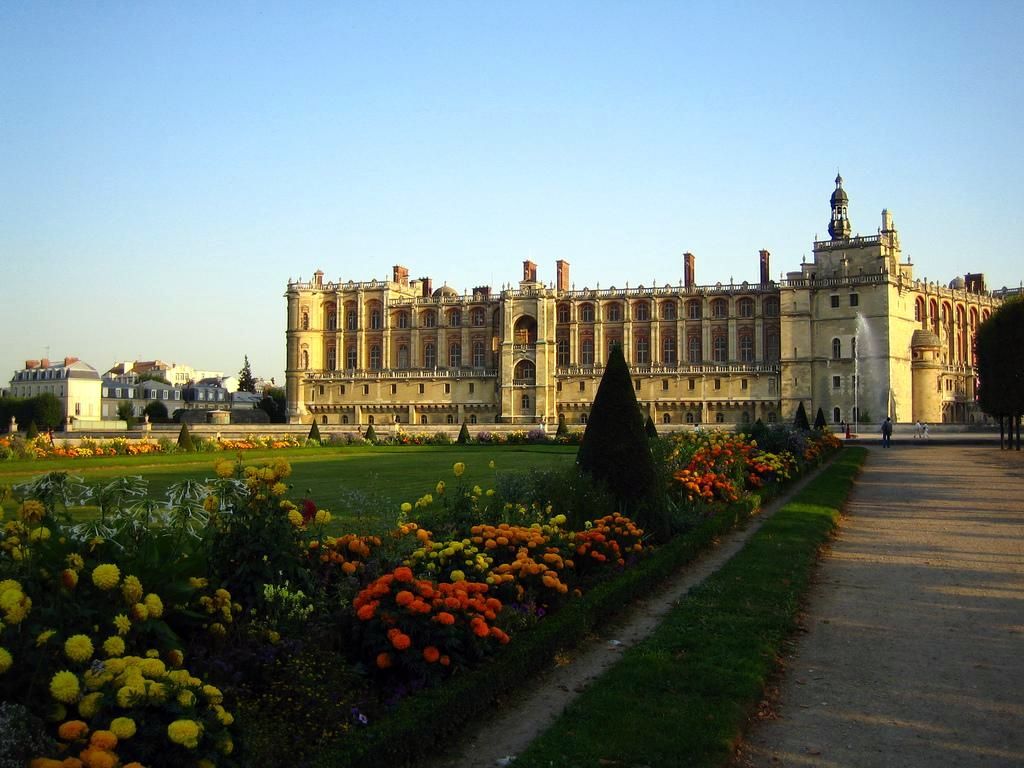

[828,173,852,240]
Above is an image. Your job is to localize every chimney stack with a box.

[556,260,570,292]
[683,252,695,288]
[421,277,433,297]
[473,285,491,299]
[64,356,78,366]
[759,250,771,284]
[392,265,409,285]
[522,260,538,283]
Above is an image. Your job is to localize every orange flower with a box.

[393,566,414,583]
[376,652,392,669]
[390,632,411,651]
[422,646,440,663]
[395,590,414,607]
[471,619,490,638]
[434,611,456,626]
[89,730,118,750]
[356,603,377,621]
[57,720,89,741]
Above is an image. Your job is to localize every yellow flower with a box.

[450,570,466,582]
[91,564,120,590]
[436,481,446,495]
[64,635,94,664]
[177,689,196,707]
[287,509,304,527]
[102,636,125,657]
[50,670,81,703]
[116,685,143,708]
[400,502,413,513]
[0,646,12,674]
[66,553,85,570]
[131,603,149,622]
[110,716,136,739]
[314,509,332,525]
[188,577,208,589]
[167,719,202,748]
[166,648,184,667]
[214,704,234,726]
[140,658,165,677]
[35,629,56,647]
[121,575,143,604]
[78,691,103,718]
[203,495,219,513]
[113,614,131,635]
[209,622,226,637]
[488,460,496,469]
[202,684,223,704]
[453,462,465,477]
[271,481,288,496]
[17,499,45,523]
[213,460,235,478]
[143,593,163,618]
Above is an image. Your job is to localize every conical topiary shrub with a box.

[457,422,471,444]
[793,401,811,431]
[308,421,322,442]
[556,415,569,439]
[644,415,658,439]
[813,407,827,431]
[364,424,377,443]
[577,345,657,511]
[26,421,39,439]
[177,422,195,451]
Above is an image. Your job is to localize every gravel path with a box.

[735,443,1024,768]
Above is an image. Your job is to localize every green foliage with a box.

[0,393,63,432]
[25,421,38,439]
[177,422,195,451]
[0,702,55,768]
[117,400,136,428]
[136,372,171,385]
[457,422,471,444]
[977,297,1024,419]
[258,386,287,423]
[143,400,169,421]
[793,401,811,431]
[364,424,377,442]
[308,421,322,443]
[576,345,657,510]
[238,354,258,393]
[813,406,827,430]
[644,415,658,439]
[555,415,569,439]
[494,464,617,532]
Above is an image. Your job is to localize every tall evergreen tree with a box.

[457,422,471,444]
[644,414,659,439]
[813,407,827,430]
[576,345,657,507]
[793,401,811,431]
[237,355,257,393]
[308,421,322,442]
[977,297,1024,450]
[177,422,195,451]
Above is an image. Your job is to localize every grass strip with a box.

[311,484,780,767]
[510,447,866,767]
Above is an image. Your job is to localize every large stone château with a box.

[285,177,1003,430]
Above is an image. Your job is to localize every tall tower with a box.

[828,173,852,240]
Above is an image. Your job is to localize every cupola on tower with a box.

[828,173,852,240]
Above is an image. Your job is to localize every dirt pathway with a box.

[432,463,831,768]
[735,444,1024,767]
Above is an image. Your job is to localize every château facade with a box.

[285,177,1004,430]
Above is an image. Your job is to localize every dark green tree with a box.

[457,422,471,444]
[644,414,658,439]
[793,401,811,431]
[30,393,63,430]
[136,372,171,385]
[813,407,827,430]
[308,421,322,442]
[143,401,168,421]
[117,401,136,428]
[576,345,657,512]
[237,355,257,393]
[177,422,195,451]
[26,421,39,439]
[555,413,569,439]
[364,424,377,442]
[977,297,1024,450]
[258,386,287,424]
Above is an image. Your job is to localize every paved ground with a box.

[736,443,1024,767]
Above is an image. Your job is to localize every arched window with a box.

[715,412,725,423]
[738,298,754,318]
[447,414,455,424]
[634,302,650,321]
[764,298,779,318]
[422,311,436,328]
[712,299,728,318]
[346,346,357,369]
[301,349,309,369]
[557,304,570,323]
[687,300,701,319]
[741,411,750,424]
[662,335,676,364]
[470,414,477,424]
[580,414,588,424]
[688,336,701,363]
[322,415,328,425]
[833,407,841,423]
[605,303,622,322]
[832,338,842,360]
[420,415,428,425]
[301,312,310,330]
[766,330,780,362]
[712,333,727,362]
[326,346,337,370]
[449,309,461,327]
[472,340,485,368]
[326,308,337,330]
[557,338,570,366]
[346,309,357,330]
[686,412,694,424]
[662,413,671,424]
[370,308,382,330]
[661,301,677,320]
[471,308,485,326]
[521,394,531,410]
[580,304,595,323]
[424,342,436,368]
[368,415,375,425]
[449,342,462,368]
[513,316,538,344]
[397,311,409,329]
[635,336,650,364]
[370,345,381,370]
[581,338,595,365]
[398,345,409,369]
[514,360,536,383]
[342,415,349,425]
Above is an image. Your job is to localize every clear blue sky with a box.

[2,1,1021,385]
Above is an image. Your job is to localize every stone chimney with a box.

[522,260,538,283]
[556,260,570,292]
[25,360,39,369]
[313,269,324,287]
[473,285,491,299]
[965,273,986,293]
[421,277,433,297]
[63,356,79,366]
[683,252,696,288]
[40,358,50,368]
[759,250,771,284]
[392,265,409,285]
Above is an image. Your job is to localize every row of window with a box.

[102,387,183,401]
[306,307,494,331]
[829,294,859,308]
[313,410,778,426]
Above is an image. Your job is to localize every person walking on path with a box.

[914,420,923,438]
[881,416,893,447]
[921,422,929,439]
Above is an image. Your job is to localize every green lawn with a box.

[0,445,577,531]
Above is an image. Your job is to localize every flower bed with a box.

[0,427,840,766]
